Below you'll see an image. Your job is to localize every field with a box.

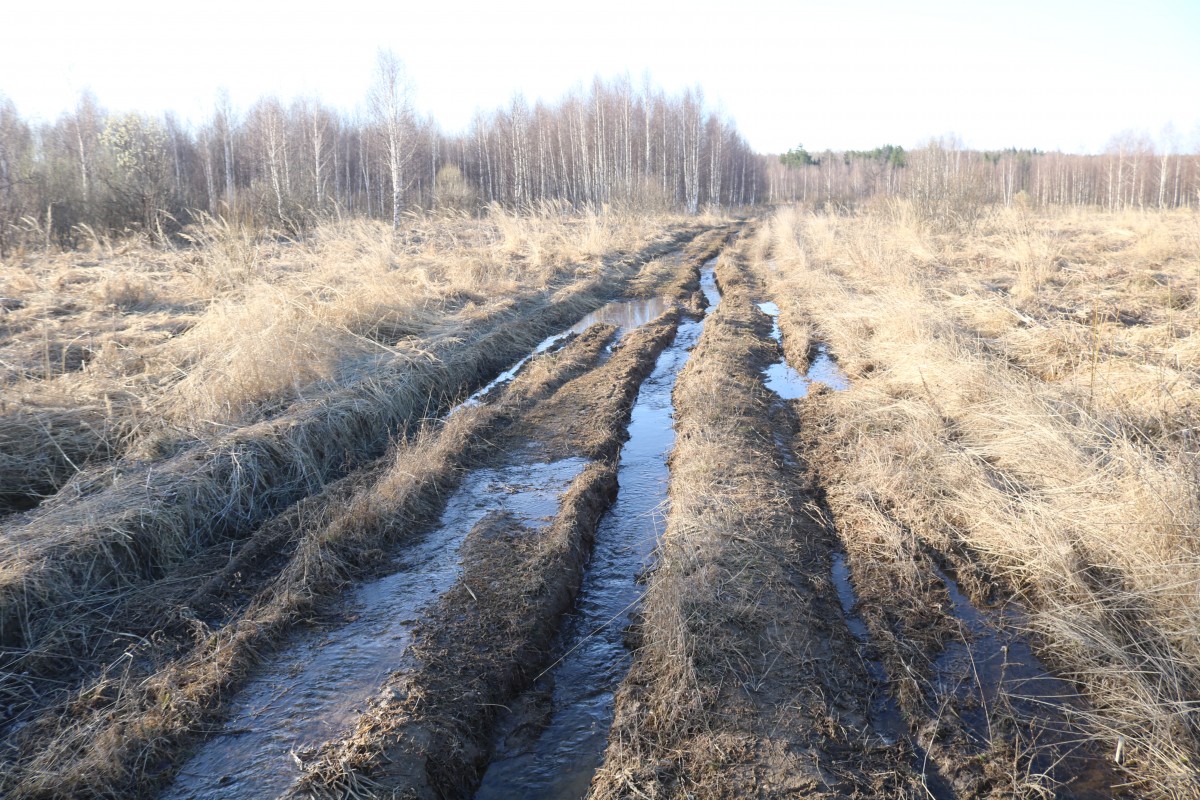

[0,202,1197,799]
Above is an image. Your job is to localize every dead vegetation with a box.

[290,230,729,798]
[0,211,733,796]
[5,198,1194,799]
[0,211,703,651]
[753,202,1200,797]
[291,315,678,797]
[0,317,619,799]
[0,207,694,492]
[592,243,913,799]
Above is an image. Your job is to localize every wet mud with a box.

[283,246,727,798]
[474,263,719,799]
[756,300,849,399]
[831,551,909,746]
[0,228,743,800]
[926,563,1120,798]
[165,459,588,799]
[7,219,1139,799]
[591,248,914,799]
[799,386,1123,797]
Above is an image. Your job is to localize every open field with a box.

[753,203,1200,798]
[0,203,1197,798]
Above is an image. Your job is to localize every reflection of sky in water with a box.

[165,458,587,800]
[476,264,720,800]
[459,296,674,409]
[567,296,673,338]
[756,301,849,399]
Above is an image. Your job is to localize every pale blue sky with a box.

[2,0,1197,153]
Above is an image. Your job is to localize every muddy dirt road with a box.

[0,221,1136,799]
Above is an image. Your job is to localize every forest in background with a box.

[1,53,1197,255]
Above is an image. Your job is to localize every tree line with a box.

[0,56,766,255]
[765,135,1200,219]
[1,52,1196,255]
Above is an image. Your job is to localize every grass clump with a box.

[756,202,1200,796]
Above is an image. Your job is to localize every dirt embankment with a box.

[590,244,914,799]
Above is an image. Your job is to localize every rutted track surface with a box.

[474,265,722,798]
[0,220,1137,799]
[284,273,712,798]
[166,458,590,798]
[591,239,910,798]
[0,228,731,798]
[591,235,1123,799]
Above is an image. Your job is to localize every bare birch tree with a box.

[368,49,414,229]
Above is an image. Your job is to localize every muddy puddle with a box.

[164,458,588,800]
[461,297,675,409]
[831,553,908,744]
[757,301,848,399]
[929,564,1111,792]
[566,296,674,341]
[474,262,720,799]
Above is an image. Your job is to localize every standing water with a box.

[474,264,722,799]
[925,565,1118,797]
[756,301,849,399]
[460,297,675,409]
[931,567,1093,750]
[831,553,908,744]
[565,296,674,341]
[754,300,904,743]
[164,458,588,800]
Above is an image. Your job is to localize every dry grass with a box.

[0,209,708,720]
[755,201,1200,796]
[0,209,694,476]
[292,309,690,798]
[0,318,624,798]
[593,243,908,799]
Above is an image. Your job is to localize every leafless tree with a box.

[368,49,415,229]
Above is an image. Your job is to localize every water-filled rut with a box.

[756,294,1108,792]
[164,459,588,799]
[756,300,849,399]
[462,296,674,407]
[165,299,691,798]
[474,264,722,799]
[160,253,722,799]
[755,301,908,748]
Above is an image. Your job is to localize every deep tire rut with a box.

[591,238,913,799]
[1,228,734,799]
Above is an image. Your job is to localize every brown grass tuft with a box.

[755,202,1200,796]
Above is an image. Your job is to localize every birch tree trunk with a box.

[369,50,414,230]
